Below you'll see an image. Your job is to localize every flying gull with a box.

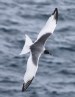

[20,8,58,92]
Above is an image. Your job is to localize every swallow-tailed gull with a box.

[20,8,58,92]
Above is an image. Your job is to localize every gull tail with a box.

[20,34,33,55]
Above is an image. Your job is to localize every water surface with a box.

[0,0,75,97]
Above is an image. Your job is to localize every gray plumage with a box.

[20,8,58,92]
[30,33,51,65]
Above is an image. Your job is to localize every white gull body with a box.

[20,8,58,91]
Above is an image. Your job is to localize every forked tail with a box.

[20,34,33,55]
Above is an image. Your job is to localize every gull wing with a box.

[30,8,58,65]
[37,8,58,41]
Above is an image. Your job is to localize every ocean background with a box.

[0,0,75,97]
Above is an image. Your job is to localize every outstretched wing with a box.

[37,8,58,41]
[30,8,58,65]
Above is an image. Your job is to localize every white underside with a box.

[21,10,57,84]
[37,15,56,40]
[24,52,38,83]
[20,14,56,56]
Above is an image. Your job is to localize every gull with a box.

[20,8,58,92]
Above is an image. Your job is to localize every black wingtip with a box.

[22,77,34,92]
[22,83,25,92]
[22,82,30,92]
[52,8,58,22]
[52,8,58,15]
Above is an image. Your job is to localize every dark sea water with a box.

[0,0,75,97]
